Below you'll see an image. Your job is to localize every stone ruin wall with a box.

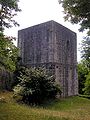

[18,21,78,97]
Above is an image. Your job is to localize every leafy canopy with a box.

[59,0,90,35]
[0,0,21,71]
[81,37,90,69]
[0,32,19,71]
[78,61,89,94]
[0,0,21,31]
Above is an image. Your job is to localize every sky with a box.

[5,0,85,61]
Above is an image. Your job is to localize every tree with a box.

[0,0,21,31]
[78,61,89,94]
[0,32,19,71]
[0,0,21,71]
[13,67,61,105]
[81,36,90,68]
[59,0,90,35]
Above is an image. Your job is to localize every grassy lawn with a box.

[0,92,90,120]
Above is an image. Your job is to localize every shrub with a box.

[13,67,61,105]
[12,66,26,87]
[83,72,90,95]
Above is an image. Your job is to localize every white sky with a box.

[5,0,85,61]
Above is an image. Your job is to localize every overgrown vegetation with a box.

[78,61,90,95]
[0,0,21,90]
[0,33,19,71]
[0,92,90,120]
[83,72,90,95]
[59,0,90,35]
[0,0,21,71]
[81,37,90,68]
[0,0,21,31]
[13,67,61,105]
[78,37,90,95]
[78,61,89,94]
[0,1,90,120]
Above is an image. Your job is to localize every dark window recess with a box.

[47,30,49,42]
[56,66,58,68]
[67,40,70,50]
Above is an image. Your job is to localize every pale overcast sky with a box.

[5,0,84,61]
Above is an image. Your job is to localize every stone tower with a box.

[18,20,78,97]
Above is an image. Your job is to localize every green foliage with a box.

[79,94,90,99]
[78,61,89,94]
[0,0,21,71]
[81,37,90,68]
[0,0,21,89]
[59,0,90,35]
[13,67,61,105]
[0,32,19,71]
[78,34,90,95]
[83,72,90,95]
[78,60,90,95]
[0,0,21,31]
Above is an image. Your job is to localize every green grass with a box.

[0,92,90,120]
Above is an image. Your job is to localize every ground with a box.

[0,91,90,120]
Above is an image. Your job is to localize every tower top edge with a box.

[18,20,76,35]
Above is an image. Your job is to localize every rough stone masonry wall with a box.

[52,21,78,97]
[0,67,13,90]
[18,20,78,97]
